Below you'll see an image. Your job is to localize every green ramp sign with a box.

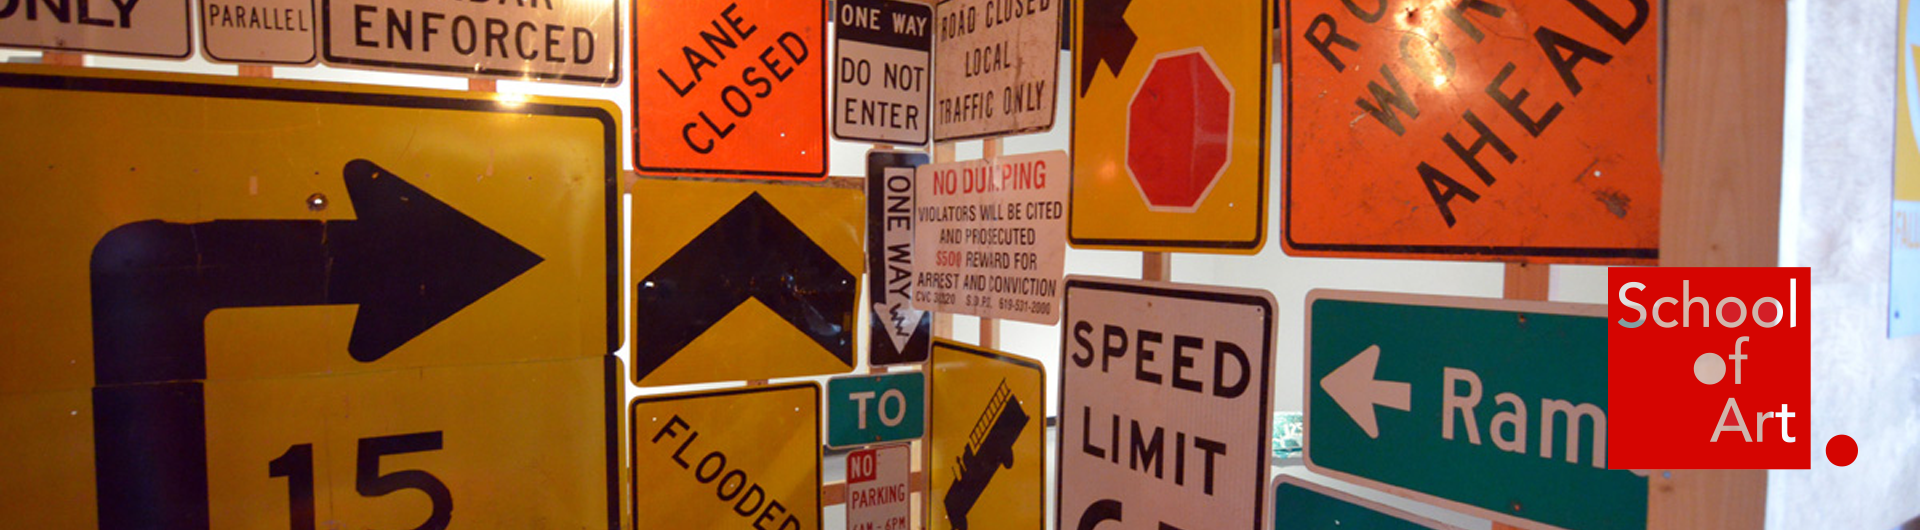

[1272,474,1458,530]
[826,372,925,448]
[1304,290,1647,530]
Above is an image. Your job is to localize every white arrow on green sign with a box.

[1304,290,1647,530]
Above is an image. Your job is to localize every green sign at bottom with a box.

[1273,475,1450,530]
[826,372,925,448]
[1305,290,1646,530]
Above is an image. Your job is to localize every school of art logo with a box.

[1607,267,1811,469]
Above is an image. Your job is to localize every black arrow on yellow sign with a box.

[632,192,856,381]
[88,159,541,530]
[1080,0,1136,96]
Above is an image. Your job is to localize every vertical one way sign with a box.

[1305,290,1647,530]
[869,151,933,365]
[835,0,933,146]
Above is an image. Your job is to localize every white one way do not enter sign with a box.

[1057,276,1276,530]
[834,0,932,145]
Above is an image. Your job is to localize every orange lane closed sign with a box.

[633,0,828,180]
[1282,0,1660,263]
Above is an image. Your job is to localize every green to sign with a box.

[1304,290,1647,530]
[1272,475,1455,530]
[826,372,926,448]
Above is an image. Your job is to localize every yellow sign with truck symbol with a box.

[927,339,1046,530]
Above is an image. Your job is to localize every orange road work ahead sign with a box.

[1282,0,1660,263]
[632,0,828,180]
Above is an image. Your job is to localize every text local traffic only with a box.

[651,415,807,530]
[935,0,1051,127]
[657,3,812,155]
[347,0,598,64]
[1068,321,1254,496]
[1302,0,1652,228]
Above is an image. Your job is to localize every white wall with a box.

[1768,1,1920,528]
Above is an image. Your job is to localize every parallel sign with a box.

[630,177,862,386]
[1058,277,1275,530]
[869,151,934,366]
[834,0,933,145]
[0,0,189,57]
[1272,475,1459,530]
[1282,0,1660,263]
[827,372,926,449]
[0,65,621,529]
[320,0,619,83]
[631,383,822,530]
[912,151,1069,325]
[846,443,914,530]
[1069,0,1270,253]
[928,339,1045,530]
[633,0,827,178]
[1305,290,1647,530]
[932,0,1060,141]
[202,0,316,64]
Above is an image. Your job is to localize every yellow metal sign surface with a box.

[0,356,624,529]
[1069,0,1270,253]
[0,65,620,528]
[630,177,864,386]
[631,383,822,530]
[0,64,618,394]
[927,339,1046,530]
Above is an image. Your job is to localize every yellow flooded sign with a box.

[927,339,1046,530]
[631,383,823,530]
[630,177,864,386]
[0,65,620,529]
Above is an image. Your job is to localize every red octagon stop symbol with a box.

[1127,49,1234,212]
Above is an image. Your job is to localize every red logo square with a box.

[1607,267,1811,470]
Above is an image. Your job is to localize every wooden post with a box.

[1142,252,1171,282]
[977,138,1004,349]
[932,142,956,341]
[1643,0,1784,528]
[1502,263,1549,302]
[42,51,83,66]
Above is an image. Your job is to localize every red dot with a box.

[1758,301,1779,323]
[1826,435,1858,467]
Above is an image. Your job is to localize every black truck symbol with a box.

[942,380,1028,530]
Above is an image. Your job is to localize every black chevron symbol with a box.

[1080,0,1137,96]
[88,159,541,530]
[633,192,856,381]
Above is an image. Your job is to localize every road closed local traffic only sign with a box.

[320,0,618,83]
[0,65,622,529]
[634,0,827,179]
[834,0,932,145]
[0,0,189,57]
[1058,277,1276,530]
[1070,0,1270,253]
[1282,0,1660,263]
[632,383,822,530]
[1305,290,1647,530]
[913,151,1069,325]
[932,0,1060,141]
